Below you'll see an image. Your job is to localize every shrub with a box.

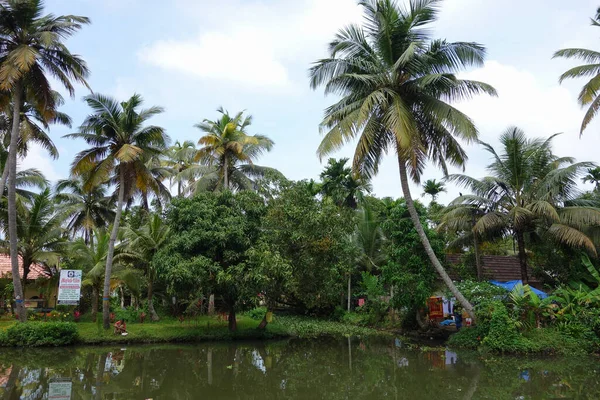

[245,306,267,321]
[447,325,487,349]
[1,322,78,347]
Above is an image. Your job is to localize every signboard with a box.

[48,380,72,400]
[57,270,82,305]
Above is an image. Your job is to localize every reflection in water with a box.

[0,338,599,399]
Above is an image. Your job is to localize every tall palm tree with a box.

[54,175,115,245]
[448,127,600,283]
[163,140,197,197]
[120,213,170,321]
[422,179,446,202]
[1,188,65,288]
[193,107,279,192]
[582,167,600,192]
[554,8,600,135]
[309,0,496,318]
[0,0,89,321]
[320,158,371,209]
[66,93,169,329]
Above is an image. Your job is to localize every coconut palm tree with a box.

[193,107,279,192]
[320,158,371,209]
[163,140,198,197]
[554,8,600,135]
[447,127,600,284]
[309,0,496,318]
[422,179,446,202]
[120,213,170,321]
[54,175,115,245]
[0,0,89,321]
[582,167,600,192]
[66,93,169,329]
[0,188,65,289]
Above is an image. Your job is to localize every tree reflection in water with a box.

[0,338,598,399]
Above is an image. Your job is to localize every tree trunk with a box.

[228,308,237,331]
[103,168,126,329]
[347,272,351,312]
[120,286,125,308]
[223,154,229,190]
[21,261,30,296]
[397,154,475,320]
[516,231,528,284]
[91,286,99,322]
[472,212,483,281]
[0,160,9,199]
[8,82,26,323]
[207,347,213,385]
[208,294,215,315]
[147,278,159,321]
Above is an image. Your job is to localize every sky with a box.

[30,0,600,204]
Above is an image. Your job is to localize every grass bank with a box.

[0,315,390,347]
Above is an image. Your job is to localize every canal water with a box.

[0,338,598,399]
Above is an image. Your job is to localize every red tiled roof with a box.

[0,254,49,280]
[446,254,539,283]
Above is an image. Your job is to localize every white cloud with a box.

[18,143,65,183]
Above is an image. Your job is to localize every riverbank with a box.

[0,315,391,347]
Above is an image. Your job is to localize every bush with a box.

[245,306,267,321]
[1,322,78,347]
[114,306,144,323]
[447,325,487,349]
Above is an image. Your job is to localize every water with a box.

[0,338,599,399]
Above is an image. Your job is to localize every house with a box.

[0,254,55,310]
[445,254,541,286]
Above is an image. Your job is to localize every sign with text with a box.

[48,379,72,400]
[57,270,82,305]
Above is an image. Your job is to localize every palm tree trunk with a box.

[397,154,475,320]
[102,168,126,329]
[347,272,351,312]
[8,82,26,323]
[147,278,159,321]
[0,161,9,199]
[223,153,229,189]
[91,286,99,322]
[472,213,483,281]
[228,307,237,331]
[515,231,528,284]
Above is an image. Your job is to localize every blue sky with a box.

[31,0,600,203]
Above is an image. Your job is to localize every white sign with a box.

[57,270,82,305]
[48,380,72,400]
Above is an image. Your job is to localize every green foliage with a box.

[245,306,267,321]
[447,325,487,349]
[454,280,508,305]
[1,322,78,347]
[114,306,146,323]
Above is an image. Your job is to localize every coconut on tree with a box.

[309,0,496,318]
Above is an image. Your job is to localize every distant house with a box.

[445,254,540,286]
[0,254,55,309]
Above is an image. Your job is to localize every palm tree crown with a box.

[582,167,600,192]
[422,179,446,202]
[320,158,371,209]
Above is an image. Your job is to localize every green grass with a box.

[0,314,389,346]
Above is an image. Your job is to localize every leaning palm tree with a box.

[119,213,170,321]
[422,179,446,202]
[309,0,496,318]
[54,175,115,245]
[66,93,169,329]
[0,0,89,321]
[448,127,600,284]
[582,167,600,192]
[193,107,279,192]
[554,8,600,135]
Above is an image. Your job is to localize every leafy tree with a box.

[582,167,600,192]
[192,107,279,192]
[309,0,496,318]
[162,140,197,197]
[67,93,169,329]
[120,213,170,321]
[261,181,357,314]
[448,127,600,283]
[319,158,370,209]
[554,8,600,135]
[422,179,446,202]
[54,175,114,245]
[155,191,266,331]
[0,0,89,321]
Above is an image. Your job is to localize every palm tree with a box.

[554,8,600,135]
[422,179,446,202]
[54,176,115,245]
[0,0,89,321]
[120,213,170,321]
[66,93,169,329]
[320,158,371,209]
[309,0,496,318]
[448,127,600,284]
[193,107,279,192]
[163,140,197,197]
[1,188,65,289]
[582,167,600,192]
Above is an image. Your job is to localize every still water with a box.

[0,338,599,399]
